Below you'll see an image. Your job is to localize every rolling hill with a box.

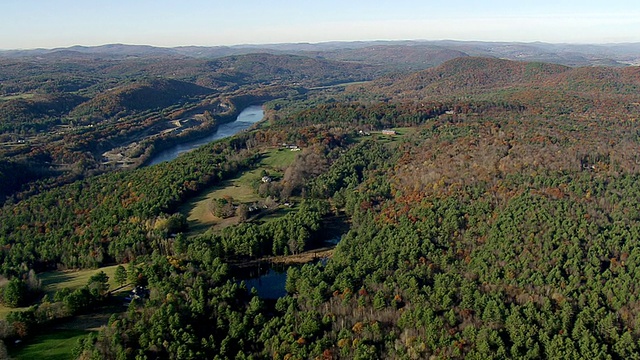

[350,57,640,107]
[69,78,213,120]
[0,93,88,132]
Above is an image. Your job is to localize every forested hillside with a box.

[3,54,640,359]
[69,78,214,120]
[0,52,382,204]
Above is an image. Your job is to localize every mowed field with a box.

[0,264,122,319]
[4,264,126,359]
[39,264,122,295]
[180,148,298,234]
[0,93,35,101]
[9,329,88,360]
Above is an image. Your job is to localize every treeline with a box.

[1,270,112,344]
[0,136,258,274]
[190,199,329,260]
[73,254,264,359]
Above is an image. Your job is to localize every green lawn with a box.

[0,93,35,101]
[352,127,419,147]
[180,148,298,234]
[9,329,90,360]
[260,148,297,170]
[3,265,129,358]
[255,206,297,224]
[0,265,123,320]
[39,264,121,297]
[179,170,263,234]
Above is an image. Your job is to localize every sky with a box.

[2,0,640,49]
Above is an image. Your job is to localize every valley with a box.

[2,42,640,359]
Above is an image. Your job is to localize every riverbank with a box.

[140,101,240,167]
[99,94,271,169]
[144,103,265,166]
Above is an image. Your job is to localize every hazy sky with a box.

[2,0,640,49]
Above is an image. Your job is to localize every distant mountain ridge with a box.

[2,40,640,69]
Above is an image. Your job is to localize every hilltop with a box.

[3,40,640,68]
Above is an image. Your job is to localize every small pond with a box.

[240,234,344,299]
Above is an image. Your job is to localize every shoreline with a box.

[232,246,336,269]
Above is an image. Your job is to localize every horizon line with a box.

[2,38,640,52]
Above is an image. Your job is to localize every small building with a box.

[282,143,300,150]
[124,286,150,305]
[382,129,397,135]
[261,176,272,183]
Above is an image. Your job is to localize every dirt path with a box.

[235,246,335,268]
[270,247,335,264]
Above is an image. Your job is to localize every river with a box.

[147,105,265,166]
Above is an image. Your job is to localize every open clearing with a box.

[0,264,122,319]
[259,148,298,170]
[180,148,298,234]
[0,93,35,101]
[39,264,121,296]
[9,329,89,360]
[179,170,262,234]
[4,265,130,359]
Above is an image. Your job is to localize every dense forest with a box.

[3,48,640,359]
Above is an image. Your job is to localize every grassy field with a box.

[0,264,123,320]
[259,148,297,170]
[0,93,35,101]
[3,265,129,359]
[353,126,418,147]
[8,329,89,360]
[179,170,263,234]
[180,148,298,234]
[39,264,122,296]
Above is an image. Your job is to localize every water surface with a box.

[147,105,264,165]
